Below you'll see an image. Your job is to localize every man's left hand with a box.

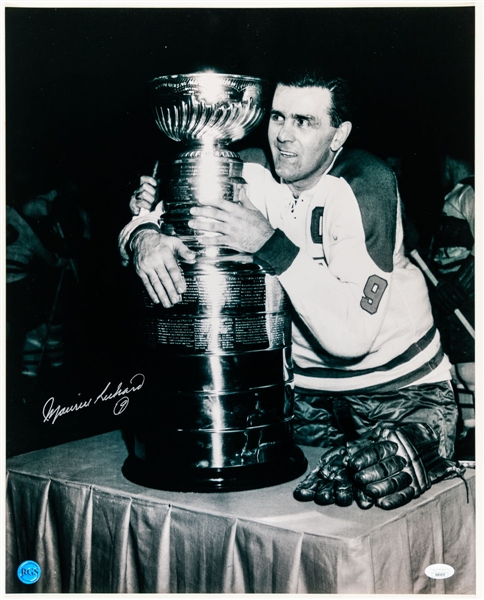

[188,187,275,253]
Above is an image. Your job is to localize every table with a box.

[5,429,475,594]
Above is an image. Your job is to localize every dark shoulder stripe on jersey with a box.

[294,326,437,379]
[328,148,398,273]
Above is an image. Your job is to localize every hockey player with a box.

[120,69,462,509]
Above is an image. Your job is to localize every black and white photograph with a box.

[2,1,480,595]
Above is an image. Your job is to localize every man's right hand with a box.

[131,229,197,307]
[130,175,158,216]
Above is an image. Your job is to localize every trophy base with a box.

[122,445,307,492]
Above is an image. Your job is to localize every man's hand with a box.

[188,187,275,253]
[132,229,196,307]
[130,175,158,216]
[293,446,355,507]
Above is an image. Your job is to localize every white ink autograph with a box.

[42,373,145,424]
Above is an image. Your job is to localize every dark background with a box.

[5,5,476,455]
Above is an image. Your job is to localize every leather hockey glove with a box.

[347,423,465,510]
[378,422,465,486]
[293,446,354,507]
[346,436,413,510]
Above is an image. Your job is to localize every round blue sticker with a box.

[17,560,41,584]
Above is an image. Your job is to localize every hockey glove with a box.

[347,423,465,510]
[346,436,415,510]
[293,446,354,507]
[378,422,465,485]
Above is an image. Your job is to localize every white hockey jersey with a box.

[119,147,451,394]
[244,148,450,393]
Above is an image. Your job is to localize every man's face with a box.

[268,85,339,192]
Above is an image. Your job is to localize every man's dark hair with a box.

[276,69,353,128]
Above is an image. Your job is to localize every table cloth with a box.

[5,429,475,594]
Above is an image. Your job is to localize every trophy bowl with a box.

[149,72,270,254]
[150,72,267,144]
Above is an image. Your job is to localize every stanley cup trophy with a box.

[122,72,307,491]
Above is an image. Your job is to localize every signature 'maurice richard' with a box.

[42,373,145,425]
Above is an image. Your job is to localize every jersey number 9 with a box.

[360,275,388,315]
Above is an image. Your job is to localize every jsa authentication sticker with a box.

[425,564,455,580]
